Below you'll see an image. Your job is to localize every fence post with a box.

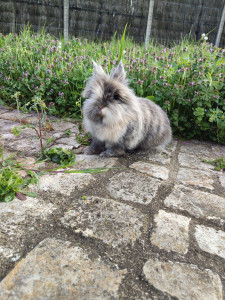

[215,4,225,47]
[145,0,155,46]
[64,0,69,41]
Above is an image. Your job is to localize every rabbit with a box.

[82,61,172,157]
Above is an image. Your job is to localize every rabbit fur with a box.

[82,61,172,157]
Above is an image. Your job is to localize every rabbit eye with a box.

[114,93,120,100]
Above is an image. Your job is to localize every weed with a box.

[0,145,40,202]
[76,133,91,146]
[203,157,225,171]
[12,126,22,136]
[0,167,23,202]
[40,147,75,166]
[76,123,91,146]
[65,129,72,136]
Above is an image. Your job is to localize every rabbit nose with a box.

[98,107,103,116]
[99,106,106,116]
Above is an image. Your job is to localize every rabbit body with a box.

[82,62,172,156]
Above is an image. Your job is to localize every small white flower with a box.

[204,36,208,40]
[201,33,206,37]
[58,42,62,49]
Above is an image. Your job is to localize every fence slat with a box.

[215,4,225,47]
[64,0,69,41]
[145,0,155,46]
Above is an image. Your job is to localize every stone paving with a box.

[0,105,225,299]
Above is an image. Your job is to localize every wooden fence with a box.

[0,0,224,46]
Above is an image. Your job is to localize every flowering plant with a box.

[0,29,224,143]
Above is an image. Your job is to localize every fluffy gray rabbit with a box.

[82,61,172,156]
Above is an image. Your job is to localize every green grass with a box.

[0,28,225,143]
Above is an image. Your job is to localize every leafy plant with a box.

[0,145,39,202]
[65,129,72,136]
[203,157,225,171]
[40,147,75,166]
[12,126,22,136]
[0,167,23,202]
[209,108,225,144]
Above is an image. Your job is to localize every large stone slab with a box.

[51,131,65,139]
[0,111,27,122]
[177,168,214,190]
[51,120,78,133]
[107,171,161,205]
[178,153,215,171]
[61,196,146,248]
[55,137,80,148]
[195,225,225,259]
[0,149,16,163]
[180,141,225,160]
[75,154,118,170]
[0,198,57,264]
[143,258,223,300]
[0,106,10,114]
[139,141,177,165]
[0,197,57,236]
[18,126,39,138]
[211,145,225,158]
[0,119,19,133]
[33,172,94,196]
[130,162,169,180]
[219,174,225,188]
[180,141,213,157]
[0,133,18,141]
[150,210,190,254]
[6,138,42,154]
[0,238,127,300]
[164,185,225,223]
[146,152,171,164]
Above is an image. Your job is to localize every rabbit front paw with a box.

[99,149,115,157]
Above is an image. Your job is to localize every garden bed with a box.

[0,28,224,144]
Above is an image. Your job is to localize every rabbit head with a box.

[82,61,138,127]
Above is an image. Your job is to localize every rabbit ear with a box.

[110,61,126,82]
[92,60,107,78]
